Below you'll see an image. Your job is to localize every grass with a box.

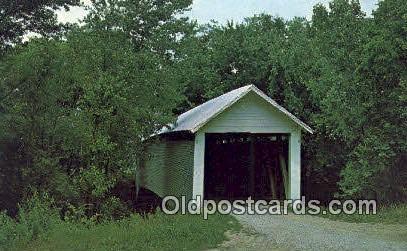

[1,194,241,251]
[4,211,240,251]
[316,203,407,225]
[19,212,239,251]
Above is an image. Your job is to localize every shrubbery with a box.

[0,1,405,242]
[0,194,238,251]
[0,194,59,250]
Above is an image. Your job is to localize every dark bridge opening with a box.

[204,133,288,201]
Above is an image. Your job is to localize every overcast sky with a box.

[57,0,379,24]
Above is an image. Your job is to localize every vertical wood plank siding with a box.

[139,138,194,199]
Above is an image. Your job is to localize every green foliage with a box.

[0,201,239,251]
[99,196,130,221]
[25,212,238,251]
[86,0,193,52]
[0,0,80,54]
[77,166,116,199]
[318,203,407,225]
[0,211,17,249]
[0,193,59,250]
[16,194,59,241]
[0,0,406,220]
[0,0,192,214]
[175,0,406,203]
[62,203,88,224]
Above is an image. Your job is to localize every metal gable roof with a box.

[158,85,313,135]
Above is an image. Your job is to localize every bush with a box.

[19,212,239,251]
[61,203,88,224]
[17,193,59,239]
[0,192,239,251]
[0,211,17,250]
[0,193,61,250]
[99,196,131,221]
[318,203,407,224]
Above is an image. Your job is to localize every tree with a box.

[337,0,407,201]
[0,0,194,214]
[1,0,405,215]
[85,0,193,54]
[175,0,407,203]
[0,28,184,213]
[0,0,80,54]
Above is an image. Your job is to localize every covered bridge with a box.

[138,85,313,202]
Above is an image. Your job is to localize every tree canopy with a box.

[0,0,406,216]
[0,0,81,54]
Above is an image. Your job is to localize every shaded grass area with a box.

[317,203,407,225]
[2,210,240,251]
[28,213,239,251]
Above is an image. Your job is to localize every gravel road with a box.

[219,213,407,251]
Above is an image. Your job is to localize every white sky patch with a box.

[57,5,88,23]
[56,0,379,25]
[188,0,379,24]
[57,0,91,23]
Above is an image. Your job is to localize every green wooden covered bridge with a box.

[138,85,313,202]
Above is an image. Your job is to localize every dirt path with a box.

[214,214,407,251]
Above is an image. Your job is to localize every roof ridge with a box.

[156,84,313,136]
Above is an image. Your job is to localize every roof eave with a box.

[191,85,314,134]
[249,85,314,134]
[190,86,253,133]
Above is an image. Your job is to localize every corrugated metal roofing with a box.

[158,84,313,134]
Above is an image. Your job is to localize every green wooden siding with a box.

[139,138,194,199]
[201,92,297,133]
